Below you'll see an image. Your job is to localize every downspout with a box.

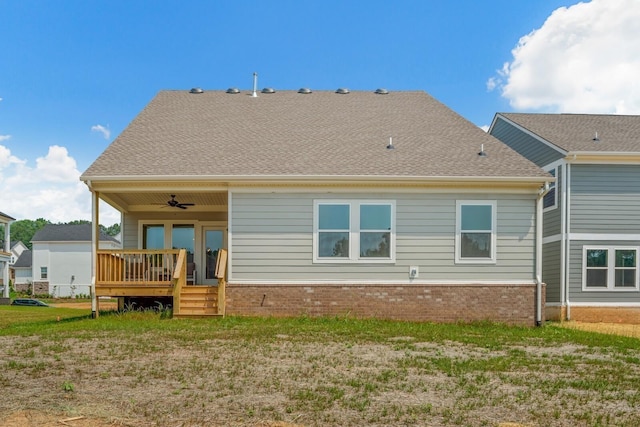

[3,221,10,298]
[536,182,551,326]
[564,162,572,320]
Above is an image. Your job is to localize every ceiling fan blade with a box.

[177,204,187,209]
[179,203,195,206]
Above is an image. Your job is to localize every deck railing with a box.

[96,249,180,286]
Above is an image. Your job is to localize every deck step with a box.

[175,285,220,317]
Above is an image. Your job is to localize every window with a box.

[143,224,164,249]
[314,200,394,263]
[584,247,638,291]
[456,201,496,263]
[40,266,48,279]
[543,167,557,210]
[172,224,195,255]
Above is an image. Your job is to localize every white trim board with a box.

[228,280,537,286]
[543,233,640,244]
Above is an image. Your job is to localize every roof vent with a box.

[189,88,203,94]
[478,144,487,157]
[226,87,240,94]
[336,88,350,94]
[375,88,389,95]
[261,87,276,94]
[298,88,312,94]
[593,132,600,141]
[386,136,395,150]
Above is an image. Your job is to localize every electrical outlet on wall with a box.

[409,266,419,278]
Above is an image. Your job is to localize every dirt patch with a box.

[559,320,640,338]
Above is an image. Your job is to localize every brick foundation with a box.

[226,283,544,326]
[568,307,640,324]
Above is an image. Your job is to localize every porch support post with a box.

[91,190,100,318]
[3,221,10,298]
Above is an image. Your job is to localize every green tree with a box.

[0,218,51,249]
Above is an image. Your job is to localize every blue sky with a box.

[1,0,638,224]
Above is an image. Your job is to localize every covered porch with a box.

[94,248,227,316]
[86,183,230,317]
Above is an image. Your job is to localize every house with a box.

[0,211,15,301]
[489,113,640,323]
[12,249,32,292]
[81,88,552,325]
[31,224,121,297]
[0,240,29,284]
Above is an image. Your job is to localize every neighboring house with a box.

[31,224,121,297]
[0,240,29,284]
[489,113,640,323]
[12,249,33,291]
[0,211,15,299]
[81,88,552,324]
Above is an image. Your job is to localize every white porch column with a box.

[91,190,99,318]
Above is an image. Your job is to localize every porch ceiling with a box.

[100,191,228,213]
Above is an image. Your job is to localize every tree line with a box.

[0,219,121,250]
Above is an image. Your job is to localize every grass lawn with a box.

[0,306,639,427]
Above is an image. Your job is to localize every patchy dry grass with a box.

[0,306,638,426]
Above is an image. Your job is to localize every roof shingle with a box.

[82,90,547,180]
[499,113,640,153]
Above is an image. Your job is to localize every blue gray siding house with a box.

[490,113,640,323]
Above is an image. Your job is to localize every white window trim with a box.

[40,266,48,280]
[455,200,497,264]
[582,246,639,292]
[313,200,396,264]
[543,165,558,212]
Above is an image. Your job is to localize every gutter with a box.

[535,182,551,326]
[80,174,552,185]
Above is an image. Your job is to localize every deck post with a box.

[91,190,100,318]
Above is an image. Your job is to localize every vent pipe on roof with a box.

[593,132,599,141]
[252,72,258,97]
[478,144,487,157]
[386,136,395,150]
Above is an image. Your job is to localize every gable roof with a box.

[498,113,640,153]
[31,224,119,243]
[82,90,547,182]
[13,250,31,268]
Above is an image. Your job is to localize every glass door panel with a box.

[203,228,224,285]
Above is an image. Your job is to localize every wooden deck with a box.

[95,248,227,317]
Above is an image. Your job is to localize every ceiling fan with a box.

[165,194,195,209]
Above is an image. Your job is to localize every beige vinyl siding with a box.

[490,117,565,167]
[542,240,561,303]
[568,239,640,303]
[570,164,640,233]
[231,192,536,282]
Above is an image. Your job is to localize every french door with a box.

[201,227,225,285]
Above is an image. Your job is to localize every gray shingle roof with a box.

[31,224,119,243]
[13,250,31,268]
[499,113,640,153]
[82,90,547,181]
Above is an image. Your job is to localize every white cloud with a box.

[490,0,640,114]
[0,144,120,225]
[0,135,10,142]
[91,124,111,140]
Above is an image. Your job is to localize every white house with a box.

[31,224,121,297]
[0,211,15,299]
